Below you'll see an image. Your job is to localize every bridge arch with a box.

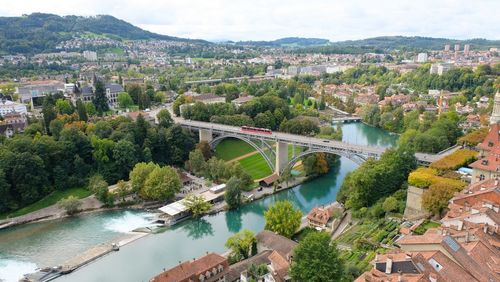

[281,148,368,175]
[210,134,275,171]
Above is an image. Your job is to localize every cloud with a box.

[0,0,498,41]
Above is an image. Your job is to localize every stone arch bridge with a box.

[176,119,442,176]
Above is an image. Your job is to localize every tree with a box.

[196,141,212,160]
[129,162,158,193]
[225,229,256,261]
[225,176,242,209]
[113,140,138,180]
[93,80,109,114]
[290,232,344,282]
[382,196,398,214]
[88,174,112,204]
[115,180,130,202]
[188,149,206,176]
[55,99,74,115]
[138,91,151,110]
[49,119,64,140]
[75,99,88,122]
[183,194,212,218]
[85,102,96,117]
[42,98,57,133]
[58,196,82,215]
[141,166,181,201]
[157,109,173,128]
[264,200,302,238]
[422,183,458,215]
[117,92,134,108]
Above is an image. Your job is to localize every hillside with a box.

[0,13,208,54]
[332,36,500,51]
[237,37,330,47]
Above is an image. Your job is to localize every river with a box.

[0,122,397,282]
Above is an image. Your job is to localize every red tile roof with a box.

[477,123,500,152]
[150,253,228,282]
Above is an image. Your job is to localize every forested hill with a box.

[331,36,500,51]
[0,13,208,54]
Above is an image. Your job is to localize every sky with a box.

[0,0,499,42]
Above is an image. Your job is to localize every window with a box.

[199,274,205,282]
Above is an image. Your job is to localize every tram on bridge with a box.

[240,126,273,135]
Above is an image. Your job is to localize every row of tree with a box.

[0,104,194,212]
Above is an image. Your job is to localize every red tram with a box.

[241,126,272,135]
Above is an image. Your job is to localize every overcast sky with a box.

[1,0,499,42]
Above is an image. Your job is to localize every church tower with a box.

[490,91,500,125]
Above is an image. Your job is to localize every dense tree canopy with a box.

[290,232,344,282]
[264,200,302,238]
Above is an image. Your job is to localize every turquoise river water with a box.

[0,123,397,282]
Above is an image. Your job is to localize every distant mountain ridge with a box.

[331,36,500,50]
[0,13,208,54]
[237,37,331,47]
[236,36,499,50]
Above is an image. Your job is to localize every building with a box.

[490,92,500,124]
[189,93,225,104]
[464,44,471,55]
[225,230,297,282]
[82,50,97,61]
[0,100,27,116]
[149,253,229,282]
[355,93,379,105]
[454,44,460,52]
[440,178,500,235]
[16,80,65,103]
[0,113,27,138]
[429,63,453,75]
[231,95,254,108]
[444,44,450,52]
[378,94,411,107]
[105,83,124,107]
[417,53,428,63]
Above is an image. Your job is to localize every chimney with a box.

[465,231,469,243]
[385,258,393,274]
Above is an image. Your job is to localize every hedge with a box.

[408,167,466,190]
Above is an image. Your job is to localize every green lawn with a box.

[215,138,305,179]
[238,153,273,180]
[0,187,92,219]
[413,220,441,235]
[215,138,255,161]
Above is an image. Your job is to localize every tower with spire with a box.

[490,91,500,125]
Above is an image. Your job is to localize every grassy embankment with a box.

[0,187,91,219]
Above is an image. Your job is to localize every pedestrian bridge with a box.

[175,118,442,175]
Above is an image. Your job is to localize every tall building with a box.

[454,44,460,51]
[83,50,97,61]
[464,44,470,55]
[444,44,450,52]
[490,91,500,124]
[416,53,428,63]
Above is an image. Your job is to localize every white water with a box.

[0,259,37,282]
[103,211,157,233]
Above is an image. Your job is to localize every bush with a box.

[430,149,477,171]
[58,196,82,215]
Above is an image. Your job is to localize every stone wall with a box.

[404,185,430,220]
